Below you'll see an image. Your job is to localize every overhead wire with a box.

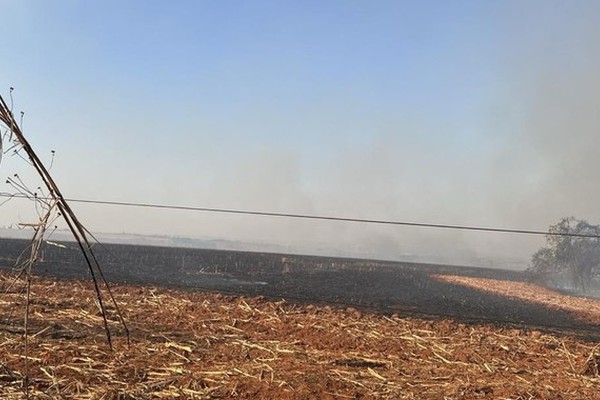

[1,192,599,239]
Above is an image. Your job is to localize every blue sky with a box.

[1,1,599,265]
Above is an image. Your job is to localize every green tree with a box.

[528,217,600,292]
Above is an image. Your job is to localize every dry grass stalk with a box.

[0,91,129,396]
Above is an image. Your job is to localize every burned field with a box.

[0,238,595,334]
[1,238,600,398]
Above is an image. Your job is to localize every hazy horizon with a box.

[2,1,599,267]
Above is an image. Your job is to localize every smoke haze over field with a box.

[1,1,600,268]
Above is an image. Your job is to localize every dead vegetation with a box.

[0,271,599,399]
[435,274,600,326]
[0,90,128,354]
[1,88,130,397]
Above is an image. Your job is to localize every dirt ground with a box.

[1,271,600,399]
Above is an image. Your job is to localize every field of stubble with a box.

[1,270,600,399]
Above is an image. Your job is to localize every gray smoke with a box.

[3,2,600,270]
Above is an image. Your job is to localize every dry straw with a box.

[1,272,600,399]
[0,89,128,396]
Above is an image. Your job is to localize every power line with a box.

[1,192,599,239]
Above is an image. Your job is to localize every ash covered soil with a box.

[0,238,598,335]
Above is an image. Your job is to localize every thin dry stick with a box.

[21,202,56,398]
[23,273,30,397]
[0,93,128,348]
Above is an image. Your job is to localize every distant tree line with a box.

[528,217,600,293]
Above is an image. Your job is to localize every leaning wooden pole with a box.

[0,93,129,348]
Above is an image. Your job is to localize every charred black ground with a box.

[1,237,598,338]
